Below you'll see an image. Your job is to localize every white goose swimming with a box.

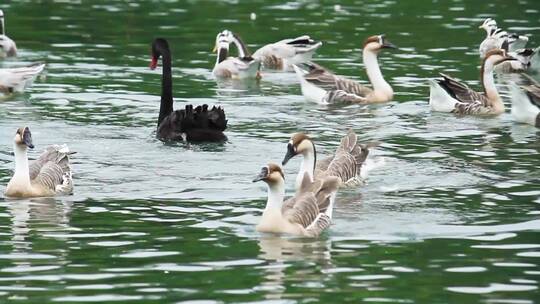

[212,30,260,79]
[0,9,17,57]
[0,63,45,94]
[229,34,322,71]
[429,49,515,115]
[252,163,339,237]
[292,34,396,104]
[478,18,529,58]
[5,127,74,198]
[510,75,540,127]
[281,129,370,193]
[495,47,539,74]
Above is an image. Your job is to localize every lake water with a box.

[0,0,539,303]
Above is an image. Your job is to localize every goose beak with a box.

[282,146,296,166]
[22,128,34,149]
[382,41,397,49]
[212,44,217,53]
[252,171,267,183]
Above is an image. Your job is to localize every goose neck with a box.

[232,35,251,58]
[481,60,502,104]
[13,144,30,185]
[363,49,392,96]
[265,180,285,211]
[296,142,316,191]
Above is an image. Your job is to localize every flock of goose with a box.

[2,9,539,237]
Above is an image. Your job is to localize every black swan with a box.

[150,38,227,142]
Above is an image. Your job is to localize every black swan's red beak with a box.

[150,56,158,70]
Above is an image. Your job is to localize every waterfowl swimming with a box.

[233,35,322,71]
[212,30,260,79]
[510,75,540,127]
[150,38,227,142]
[5,127,74,198]
[252,163,339,237]
[495,47,539,73]
[0,63,45,94]
[478,18,529,57]
[428,49,515,115]
[0,9,17,57]
[292,34,396,104]
[282,129,369,193]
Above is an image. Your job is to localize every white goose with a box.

[212,30,260,79]
[281,129,370,193]
[5,127,74,198]
[510,75,540,127]
[292,34,396,104]
[0,63,45,94]
[252,163,339,237]
[429,49,515,115]
[478,18,529,57]
[0,9,17,57]
[229,34,322,71]
[495,47,539,74]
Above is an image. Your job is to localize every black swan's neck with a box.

[158,48,173,127]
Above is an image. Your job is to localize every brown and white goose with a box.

[252,163,339,237]
[292,34,396,104]
[428,49,515,115]
[5,127,74,198]
[0,9,17,57]
[212,30,260,79]
[281,129,370,193]
[510,75,540,127]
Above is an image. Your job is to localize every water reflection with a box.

[257,235,333,300]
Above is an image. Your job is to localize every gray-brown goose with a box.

[5,127,74,198]
[252,163,339,237]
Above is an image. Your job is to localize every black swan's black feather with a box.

[151,38,227,142]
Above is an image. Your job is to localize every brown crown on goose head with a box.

[14,127,34,149]
[363,34,397,51]
[252,163,285,183]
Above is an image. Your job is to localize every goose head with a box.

[150,38,169,70]
[252,163,285,185]
[483,49,516,70]
[213,30,232,53]
[479,18,498,35]
[282,133,313,165]
[14,127,34,149]
[363,34,397,53]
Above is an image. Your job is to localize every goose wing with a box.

[282,192,321,229]
[256,36,321,58]
[302,63,373,97]
[523,84,540,108]
[315,155,334,173]
[0,63,45,93]
[282,176,339,237]
[30,145,73,194]
[437,73,488,106]
[324,130,369,184]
